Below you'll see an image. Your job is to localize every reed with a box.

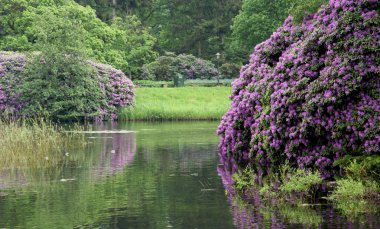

[0,119,86,170]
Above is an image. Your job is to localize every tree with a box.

[0,0,157,77]
[228,0,328,62]
[229,0,290,56]
[18,9,105,120]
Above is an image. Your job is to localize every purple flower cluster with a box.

[0,52,135,120]
[217,0,380,177]
[0,52,27,116]
[90,61,135,120]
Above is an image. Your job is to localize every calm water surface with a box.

[0,122,379,228]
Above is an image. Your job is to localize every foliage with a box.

[141,53,218,81]
[134,80,173,87]
[142,0,242,60]
[332,198,378,219]
[330,178,366,200]
[119,87,231,121]
[0,0,157,77]
[232,167,255,192]
[288,0,328,23]
[328,178,379,216]
[90,61,136,121]
[279,170,322,194]
[0,52,135,121]
[229,0,290,55]
[228,0,328,60]
[16,9,105,121]
[185,79,233,87]
[218,0,380,177]
[0,52,27,117]
[220,62,241,79]
[334,155,380,179]
[217,162,379,229]
[20,52,104,121]
[0,119,86,169]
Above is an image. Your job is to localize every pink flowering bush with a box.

[0,52,27,116]
[218,0,380,177]
[141,53,218,81]
[0,52,135,120]
[90,61,135,121]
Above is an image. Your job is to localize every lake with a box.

[0,122,378,228]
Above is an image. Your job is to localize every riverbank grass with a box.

[0,120,85,169]
[119,87,232,120]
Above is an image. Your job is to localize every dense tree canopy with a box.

[75,0,242,62]
[0,0,333,78]
[228,0,328,60]
[0,0,157,77]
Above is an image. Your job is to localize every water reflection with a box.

[91,133,136,178]
[217,162,380,229]
[1,121,378,228]
[0,122,235,229]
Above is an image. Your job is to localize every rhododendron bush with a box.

[0,52,135,120]
[218,0,380,177]
[141,53,218,81]
[0,53,26,116]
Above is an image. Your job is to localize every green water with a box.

[0,122,234,228]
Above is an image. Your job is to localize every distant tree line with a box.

[0,0,327,79]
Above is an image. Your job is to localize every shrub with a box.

[220,62,241,79]
[330,178,366,200]
[0,52,135,121]
[232,167,255,192]
[0,0,157,76]
[279,169,322,194]
[90,61,135,120]
[0,52,27,117]
[217,0,380,178]
[141,53,218,81]
[20,52,106,121]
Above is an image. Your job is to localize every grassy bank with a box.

[0,120,85,170]
[119,87,232,120]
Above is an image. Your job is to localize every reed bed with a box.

[0,119,86,170]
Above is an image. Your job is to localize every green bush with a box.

[232,167,255,192]
[334,155,380,180]
[220,62,241,79]
[280,169,322,194]
[19,51,105,121]
[0,0,157,77]
[141,53,218,81]
[5,8,135,121]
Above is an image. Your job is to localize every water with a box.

[0,122,379,228]
[0,122,234,228]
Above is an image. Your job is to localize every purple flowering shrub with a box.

[0,52,135,120]
[0,52,27,116]
[141,53,218,81]
[90,61,135,120]
[217,0,380,177]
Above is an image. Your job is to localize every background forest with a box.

[0,0,327,80]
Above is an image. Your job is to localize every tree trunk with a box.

[198,41,202,57]
[112,0,117,19]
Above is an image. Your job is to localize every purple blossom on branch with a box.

[217,0,380,178]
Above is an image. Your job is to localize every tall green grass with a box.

[0,120,85,170]
[119,87,232,120]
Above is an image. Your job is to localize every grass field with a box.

[119,87,232,120]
